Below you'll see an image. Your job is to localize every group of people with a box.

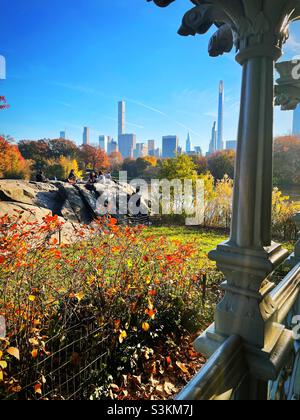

[86,171,112,185]
[35,169,112,186]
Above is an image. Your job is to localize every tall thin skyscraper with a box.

[208,121,217,155]
[186,133,193,153]
[83,127,90,145]
[118,101,125,137]
[217,81,224,151]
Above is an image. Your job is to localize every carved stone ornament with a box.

[275,60,300,110]
[148,0,300,62]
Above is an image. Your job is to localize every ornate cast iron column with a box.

[148,0,300,398]
[275,60,300,268]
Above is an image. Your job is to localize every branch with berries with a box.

[0,96,9,110]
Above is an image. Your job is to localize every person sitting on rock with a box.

[97,171,105,183]
[105,172,112,181]
[36,170,47,183]
[85,172,97,191]
[67,170,77,185]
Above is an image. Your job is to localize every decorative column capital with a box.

[148,0,300,63]
[275,60,300,110]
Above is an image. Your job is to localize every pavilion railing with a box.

[176,259,300,401]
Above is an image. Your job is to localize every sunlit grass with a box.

[143,226,228,270]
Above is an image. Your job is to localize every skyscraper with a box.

[60,131,66,139]
[99,135,111,152]
[134,143,148,158]
[107,139,118,154]
[208,121,217,155]
[194,146,203,156]
[118,101,125,137]
[83,127,90,145]
[293,105,300,135]
[226,140,237,151]
[148,139,155,153]
[119,134,136,159]
[162,135,179,158]
[117,100,137,159]
[186,133,193,153]
[217,81,224,151]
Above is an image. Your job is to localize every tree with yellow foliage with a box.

[46,157,82,180]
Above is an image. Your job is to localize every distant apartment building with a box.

[60,131,66,139]
[134,143,148,158]
[148,139,155,153]
[119,134,136,159]
[194,146,203,156]
[107,139,118,155]
[99,135,112,153]
[155,148,162,158]
[83,127,90,145]
[226,140,237,151]
[208,121,217,156]
[162,135,179,158]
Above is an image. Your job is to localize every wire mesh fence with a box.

[4,317,110,400]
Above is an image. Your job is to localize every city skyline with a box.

[1,0,300,153]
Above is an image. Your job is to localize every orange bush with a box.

[0,213,212,399]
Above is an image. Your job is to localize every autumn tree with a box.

[109,151,123,171]
[207,150,236,180]
[159,154,198,182]
[18,140,50,167]
[46,156,82,180]
[190,155,208,175]
[48,139,78,160]
[19,139,79,166]
[0,136,10,175]
[122,157,157,178]
[274,136,300,186]
[79,144,110,171]
[0,136,31,179]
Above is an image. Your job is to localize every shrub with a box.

[0,214,217,399]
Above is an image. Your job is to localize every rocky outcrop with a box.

[0,180,59,210]
[0,179,150,232]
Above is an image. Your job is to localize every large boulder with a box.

[0,179,150,228]
[0,201,78,245]
[0,202,52,222]
[0,180,59,211]
[57,183,92,224]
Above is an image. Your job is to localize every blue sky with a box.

[1,0,300,153]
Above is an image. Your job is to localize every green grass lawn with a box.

[144,225,296,268]
[144,226,228,270]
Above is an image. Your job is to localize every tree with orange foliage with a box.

[109,151,123,170]
[274,135,300,186]
[0,136,31,179]
[79,144,110,171]
[143,156,157,166]
[0,136,10,175]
